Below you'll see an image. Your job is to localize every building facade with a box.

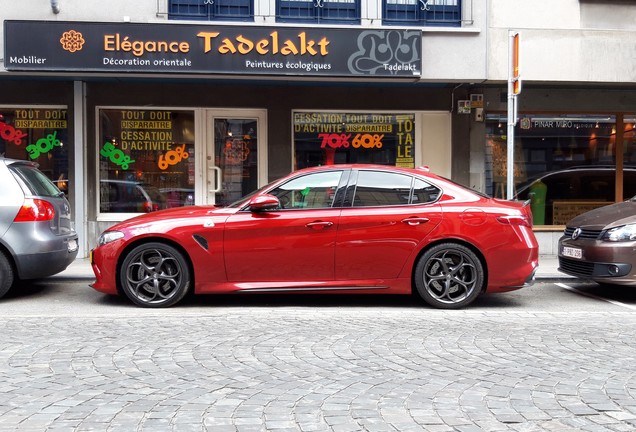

[1,0,635,258]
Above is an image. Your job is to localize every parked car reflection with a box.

[100,180,168,213]
[515,166,636,225]
[160,188,194,208]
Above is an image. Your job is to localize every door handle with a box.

[208,166,222,193]
[305,221,334,230]
[401,217,430,226]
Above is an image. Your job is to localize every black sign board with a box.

[4,20,421,78]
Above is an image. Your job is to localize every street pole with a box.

[507,30,520,200]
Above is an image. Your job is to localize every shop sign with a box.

[294,112,415,167]
[4,20,421,78]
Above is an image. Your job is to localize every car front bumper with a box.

[558,236,636,285]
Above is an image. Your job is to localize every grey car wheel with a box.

[415,243,484,309]
[120,243,190,308]
[0,252,14,299]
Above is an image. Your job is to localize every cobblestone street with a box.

[1,302,636,431]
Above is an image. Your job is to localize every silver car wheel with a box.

[415,243,484,309]
[0,252,15,299]
[120,243,190,307]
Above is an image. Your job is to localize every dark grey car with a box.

[0,158,78,297]
[558,196,636,286]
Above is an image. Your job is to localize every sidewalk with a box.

[54,255,571,280]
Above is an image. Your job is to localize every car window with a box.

[352,171,413,207]
[412,178,442,204]
[9,163,62,197]
[580,174,613,201]
[269,171,342,209]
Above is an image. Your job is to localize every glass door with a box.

[204,109,267,205]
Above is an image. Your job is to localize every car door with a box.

[223,170,345,283]
[335,170,443,280]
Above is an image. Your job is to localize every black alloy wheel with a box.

[120,242,191,308]
[415,243,484,309]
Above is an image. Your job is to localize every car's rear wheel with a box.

[0,252,14,298]
[415,243,484,309]
[119,243,190,308]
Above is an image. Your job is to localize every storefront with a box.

[476,86,636,252]
[486,113,636,223]
[2,20,461,257]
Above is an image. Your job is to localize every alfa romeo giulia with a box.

[90,165,539,309]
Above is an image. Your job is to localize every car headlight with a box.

[602,224,636,242]
[98,230,125,246]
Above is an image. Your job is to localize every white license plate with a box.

[562,246,582,259]
[68,238,78,253]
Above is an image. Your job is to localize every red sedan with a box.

[90,165,538,309]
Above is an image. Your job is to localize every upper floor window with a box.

[277,0,361,24]
[169,0,253,22]
[383,0,461,27]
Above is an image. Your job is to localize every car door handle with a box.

[401,217,430,226]
[305,221,334,230]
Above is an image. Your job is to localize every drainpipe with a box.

[51,0,60,14]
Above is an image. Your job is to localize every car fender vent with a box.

[193,234,209,250]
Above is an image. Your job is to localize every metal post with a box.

[507,30,518,200]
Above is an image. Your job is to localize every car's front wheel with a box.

[119,243,191,308]
[414,243,484,309]
[0,252,14,299]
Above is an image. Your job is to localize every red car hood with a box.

[110,205,234,231]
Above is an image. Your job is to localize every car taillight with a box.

[496,215,531,227]
[143,201,159,212]
[13,198,56,222]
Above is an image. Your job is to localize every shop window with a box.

[277,0,360,24]
[0,107,70,194]
[293,112,415,169]
[626,116,636,166]
[168,0,253,21]
[98,109,195,214]
[485,114,636,226]
[383,0,461,27]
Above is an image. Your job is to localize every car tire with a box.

[119,242,191,308]
[0,252,14,299]
[414,243,484,309]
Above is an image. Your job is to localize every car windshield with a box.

[10,163,63,197]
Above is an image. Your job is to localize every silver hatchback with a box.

[0,158,78,298]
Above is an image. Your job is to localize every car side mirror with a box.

[247,194,280,212]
